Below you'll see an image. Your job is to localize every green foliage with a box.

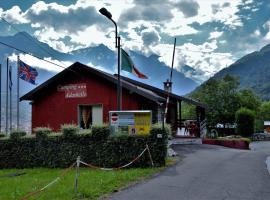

[9,129,27,140]
[34,127,52,139]
[238,89,261,112]
[258,101,270,121]
[190,75,240,127]
[91,124,110,140]
[0,125,168,169]
[190,75,261,128]
[181,102,196,120]
[235,108,255,137]
[0,133,5,138]
[61,124,79,138]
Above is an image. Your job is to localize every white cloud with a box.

[0,0,250,80]
[69,26,115,50]
[9,53,72,73]
[209,31,223,39]
[1,6,28,24]
[250,29,261,38]
[153,40,233,80]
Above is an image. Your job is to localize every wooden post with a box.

[146,144,154,167]
[75,156,80,194]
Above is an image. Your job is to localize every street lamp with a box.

[99,7,121,110]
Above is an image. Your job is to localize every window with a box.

[78,105,103,129]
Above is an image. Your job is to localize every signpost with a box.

[109,111,152,135]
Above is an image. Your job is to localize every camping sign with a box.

[109,111,152,135]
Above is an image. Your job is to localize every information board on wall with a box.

[109,111,152,135]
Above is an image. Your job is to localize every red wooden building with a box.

[20,62,206,135]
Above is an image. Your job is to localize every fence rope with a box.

[80,147,149,171]
[20,145,154,199]
[20,162,76,200]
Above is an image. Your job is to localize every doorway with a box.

[78,105,103,129]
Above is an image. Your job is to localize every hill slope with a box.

[209,43,270,100]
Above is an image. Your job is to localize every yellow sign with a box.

[133,112,151,135]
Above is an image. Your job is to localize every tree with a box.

[258,101,270,121]
[190,75,240,127]
[238,89,261,112]
[256,101,270,132]
[235,108,255,137]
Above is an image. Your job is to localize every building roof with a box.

[119,76,207,109]
[20,62,207,109]
[20,62,166,103]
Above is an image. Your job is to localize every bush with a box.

[9,129,27,140]
[0,125,169,169]
[61,124,79,138]
[236,108,255,137]
[91,124,110,140]
[0,133,5,138]
[34,127,52,139]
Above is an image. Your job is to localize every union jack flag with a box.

[19,60,38,85]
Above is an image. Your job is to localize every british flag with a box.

[19,60,38,85]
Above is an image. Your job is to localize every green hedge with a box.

[10,129,27,140]
[0,125,168,169]
[34,127,52,139]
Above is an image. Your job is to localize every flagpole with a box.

[164,38,176,124]
[17,56,19,129]
[117,36,121,110]
[0,63,1,133]
[5,57,8,135]
[9,63,12,132]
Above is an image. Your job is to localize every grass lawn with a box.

[0,167,162,200]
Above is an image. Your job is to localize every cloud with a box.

[141,29,160,46]
[25,1,109,33]
[175,0,200,18]
[119,0,173,26]
[153,40,234,80]
[9,53,72,72]
[0,6,28,24]
[209,31,223,39]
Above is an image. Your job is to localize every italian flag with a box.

[121,48,148,79]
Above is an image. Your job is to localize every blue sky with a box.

[0,0,270,81]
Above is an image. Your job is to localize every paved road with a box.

[108,142,270,200]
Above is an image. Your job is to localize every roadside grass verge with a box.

[0,167,162,200]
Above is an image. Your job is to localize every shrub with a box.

[9,129,27,140]
[34,127,52,139]
[0,133,5,138]
[0,125,169,169]
[235,108,255,137]
[150,124,169,140]
[61,124,79,138]
[91,124,110,140]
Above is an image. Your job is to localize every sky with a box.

[0,0,270,82]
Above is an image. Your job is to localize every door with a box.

[92,105,103,125]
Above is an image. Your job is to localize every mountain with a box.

[70,46,198,95]
[0,32,199,131]
[211,43,270,100]
[178,64,205,84]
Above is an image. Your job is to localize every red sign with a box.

[57,83,87,98]
[111,113,118,123]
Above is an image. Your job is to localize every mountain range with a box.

[0,32,199,131]
[2,32,270,132]
[212,43,270,100]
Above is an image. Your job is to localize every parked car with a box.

[252,132,270,141]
